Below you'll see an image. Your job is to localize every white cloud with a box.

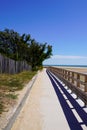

[43,54,87,65]
[51,55,87,59]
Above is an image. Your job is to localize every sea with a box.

[44,65,87,68]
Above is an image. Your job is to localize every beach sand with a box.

[54,66,87,74]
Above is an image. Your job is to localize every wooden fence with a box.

[0,54,31,74]
[47,67,87,105]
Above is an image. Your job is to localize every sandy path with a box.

[11,69,69,130]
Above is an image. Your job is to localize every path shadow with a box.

[46,70,87,130]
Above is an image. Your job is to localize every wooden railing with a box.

[47,67,87,105]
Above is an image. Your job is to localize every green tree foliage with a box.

[0,28,52,70]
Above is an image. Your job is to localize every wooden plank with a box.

[85,75,87,92]
[77,74,80,88]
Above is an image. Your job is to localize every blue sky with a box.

[0,0,87,65]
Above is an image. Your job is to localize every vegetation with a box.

[5,94,18,99]
[0,70,37,113]
[0,102,3,114]
[0,28,52,113]
[0,28,52,70]
[0,71,36,91]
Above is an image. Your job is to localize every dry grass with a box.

[0,71,37,114]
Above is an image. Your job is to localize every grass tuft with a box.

[0,70,37,114]
[0,102,3,114]
[6,94,18,99]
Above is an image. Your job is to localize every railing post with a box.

[64,70,67,79]
[85,75,87,92]
[63,70,65,78]
[68,71,70,81]
[72,72,74,84]
[77,73,80,88]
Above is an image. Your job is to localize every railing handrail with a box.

[47,66,87,105]
[53,67,87,76]
[50,67,87,82]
